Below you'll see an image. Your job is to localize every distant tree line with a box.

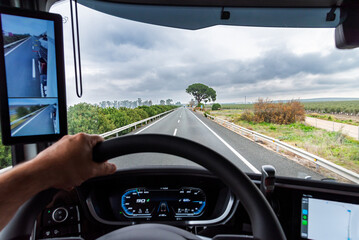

[98,98,181,109]
[3,34,30,45]
[220,101,359,115]
[303,101,359,115]
[16,105,45,118]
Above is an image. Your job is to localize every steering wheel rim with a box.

[0,134,286,240]
[93,134,286,240]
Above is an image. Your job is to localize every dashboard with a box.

[34,166,359,240]
[81,168,235,227]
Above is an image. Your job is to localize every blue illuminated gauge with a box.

[121,188,153,218]
[172,188,206,217]
[121,187,206,218]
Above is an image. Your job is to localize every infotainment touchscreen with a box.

[301,195,359,240]
[0,8,67,145]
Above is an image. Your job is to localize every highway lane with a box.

[110,107,324,180]
[5,36,41,97]
[12,104,56,136]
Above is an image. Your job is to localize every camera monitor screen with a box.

[301,195,359,240]
[0,8,67,145]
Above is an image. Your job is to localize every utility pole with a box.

[245,96,246,104]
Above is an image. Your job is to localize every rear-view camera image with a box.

[1,12,61,139]
[1,13,57,98]
[9,98,59,137]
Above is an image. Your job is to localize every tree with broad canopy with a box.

[186,83,216,105]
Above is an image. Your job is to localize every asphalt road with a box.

[110,108,324,180]
[5,36,41,98]
[12,105,56,137]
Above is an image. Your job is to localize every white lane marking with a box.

[135,110,176,135]
[32,58,35,78]
[12,106,49,136]
[173,128,178,136]
[5,37,31,57]
[178,120,180,123]
[190,111,260,174]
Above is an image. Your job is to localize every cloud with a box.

[51,2,359,105]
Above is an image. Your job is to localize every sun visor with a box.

[78,0,339,30]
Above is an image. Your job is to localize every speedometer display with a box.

[121,187,206,219]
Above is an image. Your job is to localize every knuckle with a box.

[75,133,87,142]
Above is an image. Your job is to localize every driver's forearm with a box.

[0,158,51,230]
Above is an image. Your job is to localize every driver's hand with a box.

[33,133,116,190]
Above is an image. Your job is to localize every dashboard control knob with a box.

[52,207,68,223]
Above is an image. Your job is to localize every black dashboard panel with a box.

[37,167,359,240]
[77,167,237,226]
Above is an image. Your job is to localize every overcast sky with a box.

[51,1,359,106]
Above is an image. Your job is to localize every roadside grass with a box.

[10,118,27,130]
[210,110,359,174]
[10,114,18,122]
[307,113,359,126]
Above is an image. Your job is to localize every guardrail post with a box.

[276,145,279,152]
[116,133,119,137]
[314,159,319,170]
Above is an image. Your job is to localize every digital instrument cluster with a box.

[121,187,206,219]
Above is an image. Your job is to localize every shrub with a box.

[253,99,305,125]
[67,103,100,134]
[0,132,11,169]
[240,110,254,122]
[212,103,221,110]
[197,103,205,111]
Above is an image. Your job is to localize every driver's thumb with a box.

[97,162,117,176]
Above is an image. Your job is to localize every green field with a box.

[216,100,359,115]
[304,101,359,114]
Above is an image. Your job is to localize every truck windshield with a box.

[3,2,358,185]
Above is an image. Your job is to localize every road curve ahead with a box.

[12,105,56,137]
[110,107,324,180]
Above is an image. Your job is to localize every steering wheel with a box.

[0,134,286,240]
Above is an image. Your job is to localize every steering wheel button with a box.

[52,207,68,223]
[53,229,60,236]
[43,230,51,238]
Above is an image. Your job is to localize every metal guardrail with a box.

[10,107,45,126]
[100,109,175,138]
[0,166,12,174]
[207,114,359,184]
